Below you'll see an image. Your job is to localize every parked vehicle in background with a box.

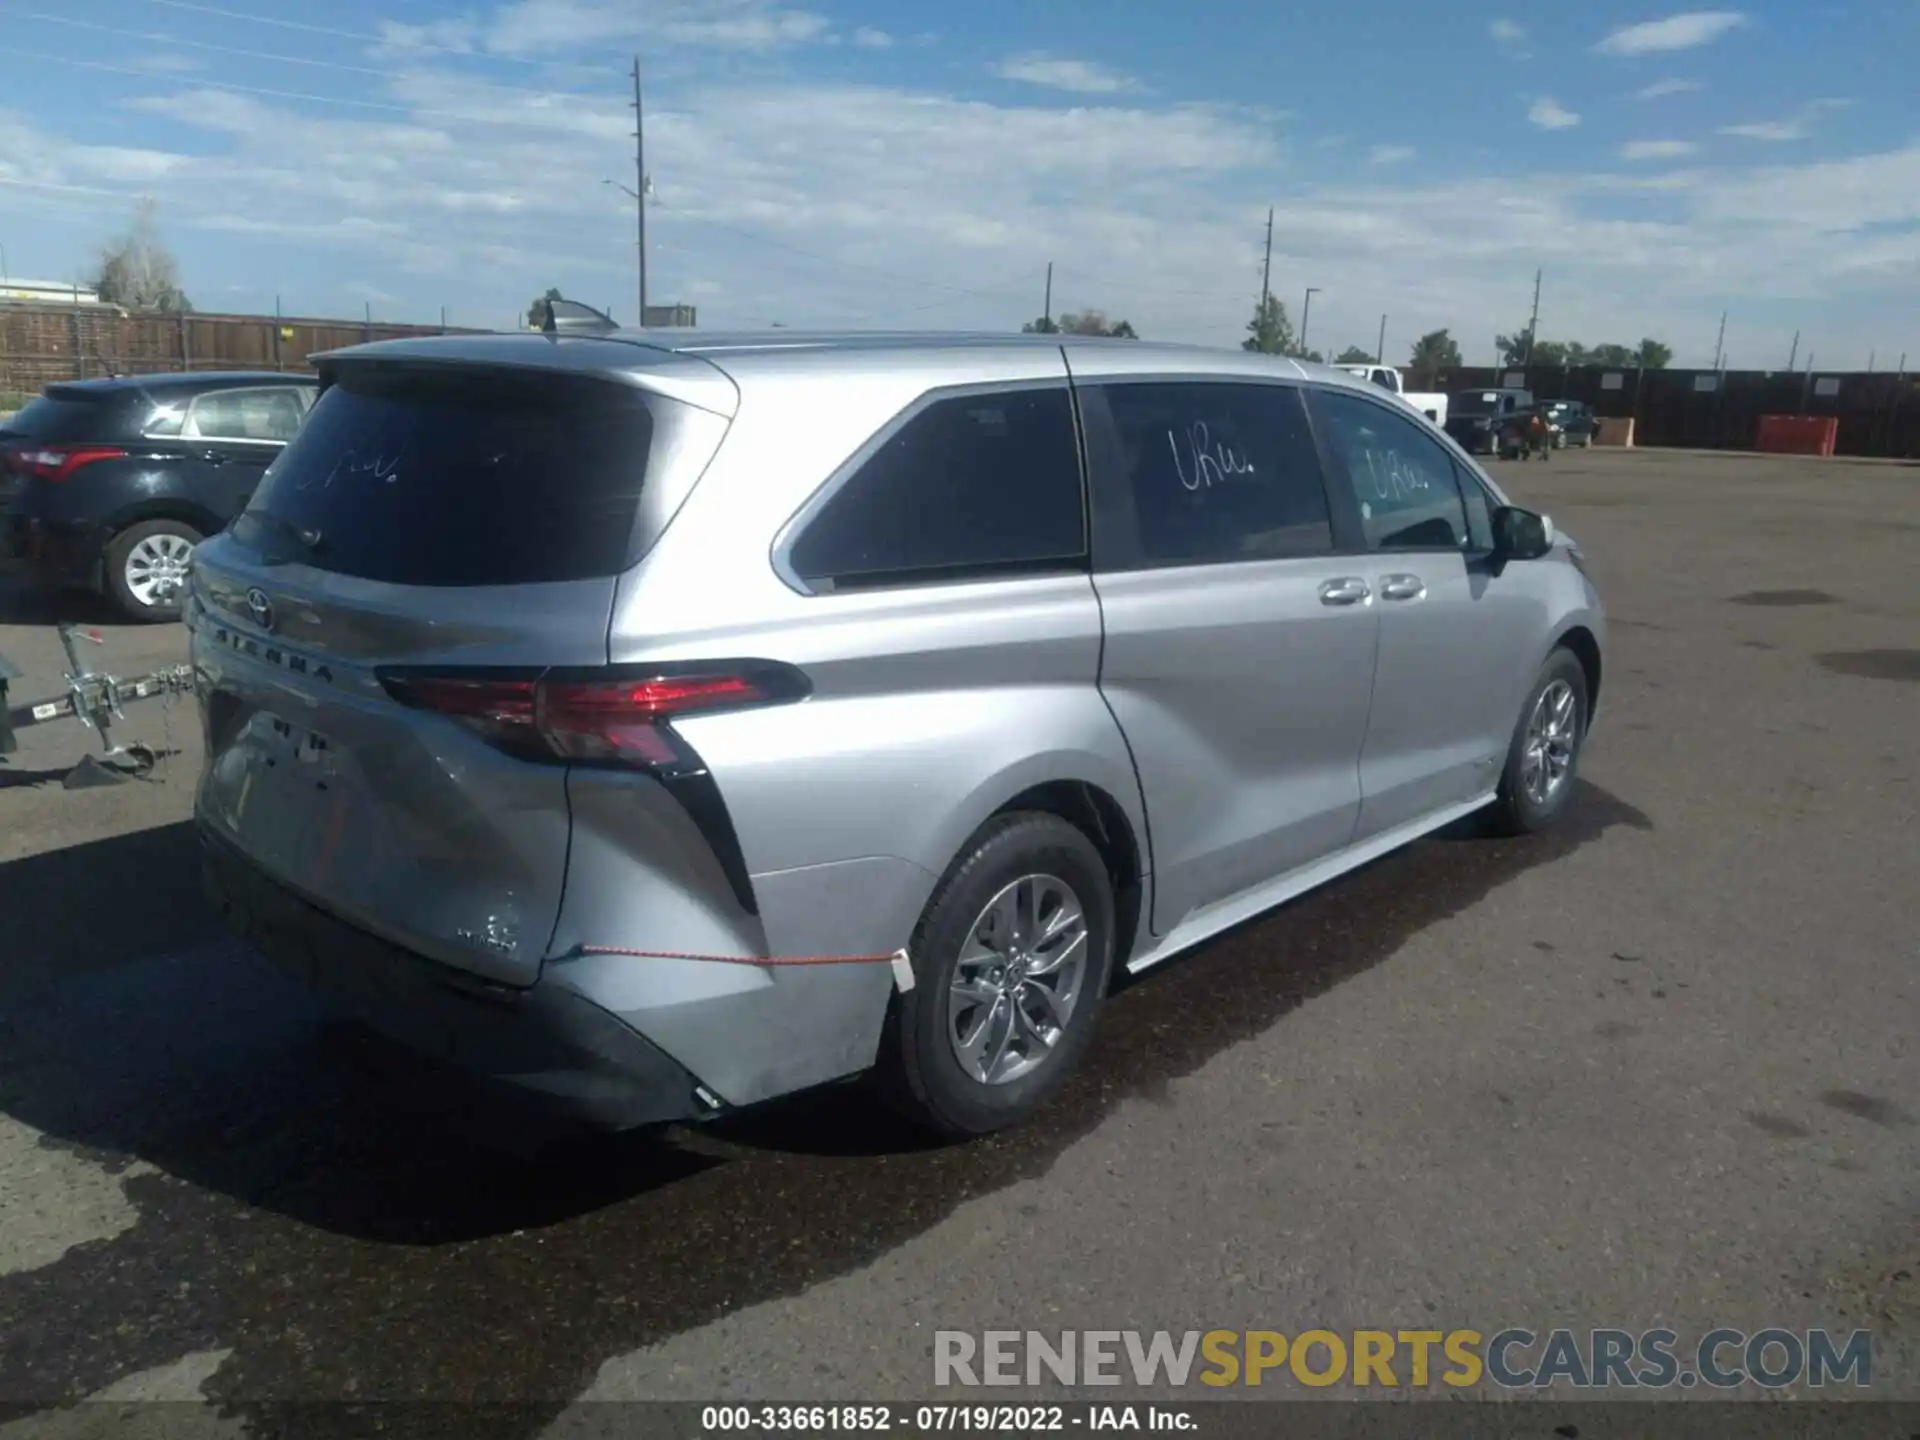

[190,328,1604,1140]
[2,372,317,622]
[1445,387,1536,459]
[1545,399,1596,449]
[1332,363,1449,429]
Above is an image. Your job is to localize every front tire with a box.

[879,812,1115,1139]
[1484,648,1589,835]
[105,519,200,623]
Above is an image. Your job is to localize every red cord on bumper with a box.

[571,944,916,991]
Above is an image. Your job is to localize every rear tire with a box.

[105,519,200,623]
[1484,648,1589,836]
[878,812,1115,1139]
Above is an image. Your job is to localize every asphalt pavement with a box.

[0,449,1915,1437]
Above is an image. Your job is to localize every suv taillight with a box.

[17,446,127,482]
[379,663,810,771]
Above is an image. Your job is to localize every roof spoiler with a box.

[537,296,620,336]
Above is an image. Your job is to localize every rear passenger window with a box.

[189,388,307,443]
[1314,389,1471,552]
[787,387,1084,590]
[1087,382,1332,569]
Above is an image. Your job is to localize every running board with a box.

[1126,793,1499,975]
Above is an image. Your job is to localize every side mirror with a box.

[1492,505,1555,562]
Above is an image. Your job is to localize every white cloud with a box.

[4,54,1915,366]
[1635,78,1702,100]
[1489,18,1529,55]
[852,27,894,49]
[1596,11,1747,56]
[1720,98,1850,142]
[1369,144,1416,165]
[483,0,833,56]
[1620,139,1699,160]
[1528,97,1581,130]
[993,53,1137,95]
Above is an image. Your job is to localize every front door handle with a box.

[1379,574,1427,602]
[1318,577,1371,607]
[198,450,228,465]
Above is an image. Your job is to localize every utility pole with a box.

[1867,350,1875,374]
[630,54,648,323]
[1043,261,1053,329]
[1300,286,1321,354]
[1786,329,1800,371]
[1259,208,1274,315]
[1712,310,1726,371]
[1376,313,1387,366]
[1524,267,1542,369]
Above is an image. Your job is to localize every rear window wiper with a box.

[237,511,325,557]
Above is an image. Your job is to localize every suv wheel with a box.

[106,519,199,623]
[1484,648,1589,835]
[880,812,1115,1138]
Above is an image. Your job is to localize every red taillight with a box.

[17,446,127,482]
[380,666,804,768]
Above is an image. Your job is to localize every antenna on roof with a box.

[538,295,620,336]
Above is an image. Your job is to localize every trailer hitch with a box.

[0,625,195,787]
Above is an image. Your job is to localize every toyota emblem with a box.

[245,587,275,631]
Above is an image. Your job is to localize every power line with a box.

[138,0,561,69]
[0,44,607,122]
[6,9,607,98]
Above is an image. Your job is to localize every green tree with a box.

[92,199,192,314]
[1496,324,1539,367]
[1637,337,1673,369]
[1242,294,1295,355]
[1333,344,1375,365]
[1407,328,1463,386]
[1057,309,1137,338]
[1026,311,1136,338]
[525,286,564,328]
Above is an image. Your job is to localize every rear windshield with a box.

[233,364,657,587]
[4,393,130,441]
[1450,392,1504,417]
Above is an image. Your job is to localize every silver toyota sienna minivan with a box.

[189,328,1605,1138]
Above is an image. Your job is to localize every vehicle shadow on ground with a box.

[0,572,114,629]
[0,783,1650,1436]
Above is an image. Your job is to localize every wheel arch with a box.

[1552,624,1603,726]
[104,498,223,542]
[990,779,1147,973]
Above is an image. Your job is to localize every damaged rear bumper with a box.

[200,823,717,1131]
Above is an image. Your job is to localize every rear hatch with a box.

[190,344,736,985]
[1,388,137,515]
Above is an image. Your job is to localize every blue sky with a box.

[1,0,1916,367]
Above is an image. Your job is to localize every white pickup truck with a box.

[1331,364,1449,429]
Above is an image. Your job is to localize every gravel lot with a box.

[1,449,1915,1435]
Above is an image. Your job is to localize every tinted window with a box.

[190,387,307,443]
[1090,382,1332,568]
[1451,392,1502,417]
[1314,390,1471,552]
[234,365,656,587]
[787,387,1083,590]
[4,393,130,442]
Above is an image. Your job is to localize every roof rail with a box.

[538,296,620,336]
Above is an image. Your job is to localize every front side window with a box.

[786,387,1084,591]
[1314,389,1471,552]
[1087,381,1333,568]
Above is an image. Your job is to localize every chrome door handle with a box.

[1318,577,1371,606]
[1379,574,1427,602]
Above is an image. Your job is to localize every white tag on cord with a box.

[890,949,915,993]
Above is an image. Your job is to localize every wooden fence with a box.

[0,301,486,395]
[1423,364,1920,459]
